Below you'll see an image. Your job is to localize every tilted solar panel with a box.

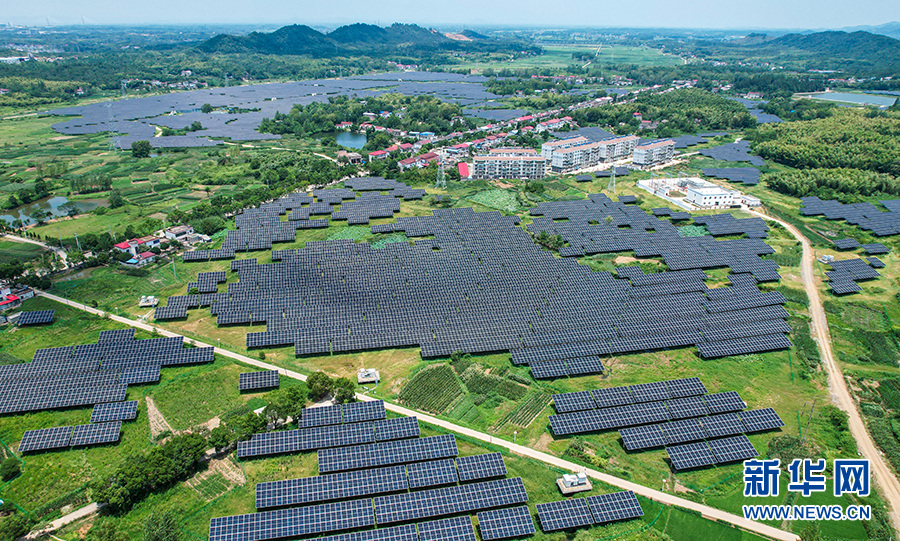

[708,435,759,464]
[417,516,477,541]
[739,408,785,433]
[666,441,716,470]
[90,401,138,423]
[586,491,644,524]
[455,453,507,482]
[407,458,458,489]
[536,499,593,532]
[478,506,536,540]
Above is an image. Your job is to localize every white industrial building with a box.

[637,176,757,210]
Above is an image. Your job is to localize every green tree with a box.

[332,377,356,404]
[208,426,233,451]
[0,458,20,481]
[201,103,214,114]
[131,140,152,158]
[307,372,333,401]
[143,510,181,541]
[108,190,125,209]
[0,513,31,541]
[86,517,127,541]
[264,386,308,426]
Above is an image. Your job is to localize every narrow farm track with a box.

[748,209,900,533]
[37,290,798,541]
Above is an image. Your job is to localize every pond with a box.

[807,92,897,107]
[318,131,367,150]
[0,196,106,226]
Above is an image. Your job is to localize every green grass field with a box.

[0,239,49,265]
[443,45,684,71]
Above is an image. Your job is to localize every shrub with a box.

[0,458,20,481]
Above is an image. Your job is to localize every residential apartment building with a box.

[472,148,546,180]
[550,141,602,173]
[632,139,675,168]
[596,135,640,162]
[540,136,589,160]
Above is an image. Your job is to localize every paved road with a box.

[748,210,900,533]
[37,290,798,541]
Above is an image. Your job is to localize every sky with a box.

[4,0,899,30]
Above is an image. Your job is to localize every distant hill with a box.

[839,22,900,40]
[688,30,900,74]
[197,22,533,56]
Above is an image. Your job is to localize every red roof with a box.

[399,143,413,150]
[114,241,131,249]
[139,251,156,259]
[369,150,388,157]
[457,163,469,178]
[0,295,20,306]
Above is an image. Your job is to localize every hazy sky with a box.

[5,0,899,30]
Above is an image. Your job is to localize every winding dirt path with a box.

[748,209,900,533]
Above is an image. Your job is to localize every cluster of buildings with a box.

[637,177,761,210]
[0,283,35,314]
[112,225,203,267]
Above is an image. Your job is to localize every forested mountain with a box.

[197,23,535,56]
[681,30,900,74]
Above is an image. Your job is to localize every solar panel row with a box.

[666,435,759,470]
[536,491,642,532]
[553,378,707,413]
[237,416,419,458]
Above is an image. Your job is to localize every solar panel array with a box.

[834,238,861,250]
[209,498,376,541]
[238,370,280,391]
[0,335,212,415]
[801,197,900,236]
[550,379,758,437]
[701,168,760,185]
[666,435,759,470]
[20,421,122,452]
[477,506,535,540]
[537,490,642,532]
[17,310,55,326]
[49,71,504,149]
[90,400,138,423]
[71,421,123,447]
[374,478,528,524]
[553,378,707,413]
[163,189,792,368]
[862,243,889,255]
[237,415,419,458]
[594,167,630,178]
[319,434,459,473]
[18,426,74,453]
[825,257,882,296]
[620,407,784,451]
[698,141,766,166]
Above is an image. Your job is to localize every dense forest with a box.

[763,168,900,199]
[260,94,473,137]
[750,109,900,175]
[569,88,755,135]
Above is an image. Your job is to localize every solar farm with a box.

[47,72,505,149]
[211,405,646,540]
[156,186,795,379]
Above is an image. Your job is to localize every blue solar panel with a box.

[477,506,535,540]
[536,499,593,532]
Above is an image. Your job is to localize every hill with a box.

[197,22,533,56]
[685,30,900,74]
[840,21,900,40]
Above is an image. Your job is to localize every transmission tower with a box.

[435,150,446,189]
[106,103,117,152]
[607,167,616,194]
[121,79,127,97]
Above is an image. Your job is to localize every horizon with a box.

[3,0,899,32]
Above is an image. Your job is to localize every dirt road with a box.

[749,209,900,532]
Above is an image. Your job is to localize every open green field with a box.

[443,44,684,71]
[0,239,49,265]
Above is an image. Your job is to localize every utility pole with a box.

[607,167,616,194]
[74,232,82,253]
